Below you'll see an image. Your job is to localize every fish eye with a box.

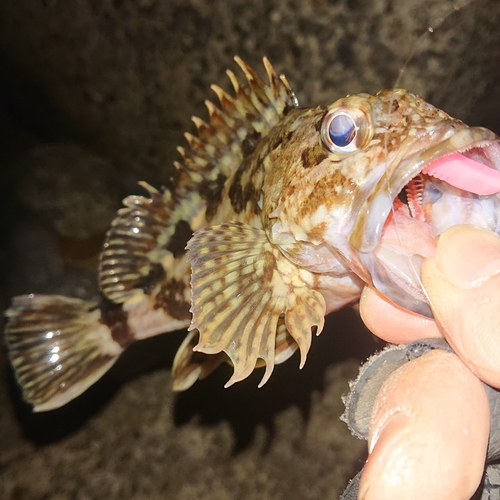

[320,106,371,154]
[328,113,356,148]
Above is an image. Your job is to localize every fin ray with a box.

[5,295,123,411]
[178,58,299,187]
[187,222,326,388]
[171,330,227,392]
[99,182,175,303]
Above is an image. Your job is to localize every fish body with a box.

[5,58,500,411]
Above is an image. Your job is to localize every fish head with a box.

[264,89,500,315]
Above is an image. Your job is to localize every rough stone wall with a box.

[1,0,499,186]
[0,0,499,498]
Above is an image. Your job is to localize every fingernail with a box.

[435,225,500,287]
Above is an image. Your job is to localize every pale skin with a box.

[357,224,500,500]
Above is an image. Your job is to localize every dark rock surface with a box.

[1,0,499,498]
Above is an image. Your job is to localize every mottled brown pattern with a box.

[228,159,252,214]
[301,147,327,169]
[100,306,134,348]
[300,149,312,169]
[166,219,193,258]
[314,116,324,132]
[267,125,297,152]
[303,172,357,218]
[154,278,191,321]
[262,249,276,283]
[136,262,166,295]
[240,130,262,157]
[199,173,228,221]
[367,90,456,151]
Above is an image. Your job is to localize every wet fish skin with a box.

[5,57,500,411]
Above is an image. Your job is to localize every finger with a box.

[359,287,442,344]
[421,224,500,388]
[359,349,489,500]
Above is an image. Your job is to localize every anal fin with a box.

[5,295,122,412]
[171,329,227,392]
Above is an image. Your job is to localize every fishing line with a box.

[393,0,476,90]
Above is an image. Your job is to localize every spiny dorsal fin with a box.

[99,58,297,305]
[186,222,326,388]
[178,57,299,188]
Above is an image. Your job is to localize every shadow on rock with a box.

[4,296,380,454]
[4,328,187,444]
[173,308,381,454]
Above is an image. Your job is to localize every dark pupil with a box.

[329,114,356,148]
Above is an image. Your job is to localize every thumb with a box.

[421,224,500,387]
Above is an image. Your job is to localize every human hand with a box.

[356,224,500,499]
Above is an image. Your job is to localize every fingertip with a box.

[359,287,441,343]
[422,227,500,388]
[432,225,500,289]
[359,350,489,500]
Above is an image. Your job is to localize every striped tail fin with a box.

[5,295,123,412]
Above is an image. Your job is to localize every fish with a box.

[4,56,500,412]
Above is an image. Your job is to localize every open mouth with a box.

[402,144,500,222]
[352,130,500,316]
[352,128,500,253]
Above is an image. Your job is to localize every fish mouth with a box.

[350,127,500,253]
[349,126,500,316]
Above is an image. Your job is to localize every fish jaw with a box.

[350,126,500,253]
[351,129,500,315]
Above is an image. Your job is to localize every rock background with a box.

[0,0,499,498]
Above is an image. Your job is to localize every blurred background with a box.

[1,0,499,498]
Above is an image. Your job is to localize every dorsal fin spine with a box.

[98,59,298,308]
[234,56,268,102]
[175,58,299,188]
[210,84,236,113]
[191,116,212,141]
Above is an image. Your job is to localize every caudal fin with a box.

[5,295,123,412]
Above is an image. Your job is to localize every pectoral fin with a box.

[186,221,326,388]
[171,318,300,391]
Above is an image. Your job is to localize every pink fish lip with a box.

[350,127,500,254]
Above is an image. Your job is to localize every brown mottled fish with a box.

[5,57,500,411]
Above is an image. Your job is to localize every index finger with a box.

[421,224,500,388]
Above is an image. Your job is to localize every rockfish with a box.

[5,57,500,411]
